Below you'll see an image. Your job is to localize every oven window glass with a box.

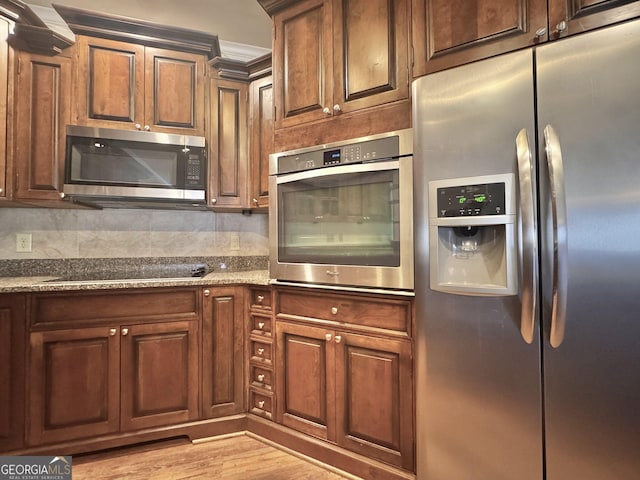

[278,169,400,266]
[68,138,178,187]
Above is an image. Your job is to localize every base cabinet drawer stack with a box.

[274,286,415,473]
[247,287,274,419]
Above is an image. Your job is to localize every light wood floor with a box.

[72,433,358,479]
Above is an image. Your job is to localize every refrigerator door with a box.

[412,50,542,480]
[537,19,640,480]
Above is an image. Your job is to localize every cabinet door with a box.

[0,295,26,452]
[335,333,414,470]
[249,75,273,209]
[275,321,336,441]
[412,0,548,76]
[14,51,72,201]
[202,287,245,417]
[74,36,144,129]
[332,0,409,114]
[120,321,199,431]
[209,77,249,208]
[0,18,8,201]
[29,326,120,445]
[144,48,205,136]
[273,0,333,129]
[548,0,640,37]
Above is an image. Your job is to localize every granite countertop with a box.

[0,256,270,293]
[0,270,270,293]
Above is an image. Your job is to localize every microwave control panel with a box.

[276,135,401,174]
[185,155,205,187]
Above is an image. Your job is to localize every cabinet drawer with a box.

[250,314,272,336]
[250,364,273,390]
[277,289,411,334]
[31,288,200,328]
[249,389,273,419]
[250,288,272,311]
[250,338,272,364]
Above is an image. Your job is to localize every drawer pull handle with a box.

[109,328,117,336]
[331,306,338,315]
[122,328,129,336]
[257,348,265,356]
[258,400,265,409]
[257,374,265,382]
[258,322,265,329]
[257,295,264,303]
[335,335,342,344]
[325,333,332,342]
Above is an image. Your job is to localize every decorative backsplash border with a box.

[0,255,268,278]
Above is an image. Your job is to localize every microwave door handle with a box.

[543,125,568,348]
[516,128,538,344]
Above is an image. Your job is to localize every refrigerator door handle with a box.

[516,129,538,344]
[543,125,569,348]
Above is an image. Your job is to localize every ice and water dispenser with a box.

[428,174,517,296]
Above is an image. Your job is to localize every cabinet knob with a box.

[556,20,568,33]
[258,321,265,330]
[109,328,117,336]
[211,198,217,204]
[257,400,265,409]
[535,27,547,38]
[322,107,331,115]
[122,328,129,336]
[257,348,265,356]
[335,335,342,344]
[59,192,66,199]
[252,198,259,205]
[135,123,142,130]
[333,104,341,112]
[257,374,265,382]
[257,295,264,304]
[144,125,151,131]
[331,306,338,315]
[0,188,3,194]
[204,289,211,297]
[325,333,332,342]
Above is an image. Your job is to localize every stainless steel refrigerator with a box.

[412,18,640,480]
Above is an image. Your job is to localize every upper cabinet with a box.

[0,17,9,203]
[73,36,206,136]
[262,0,411,150]
[412,0,640,76]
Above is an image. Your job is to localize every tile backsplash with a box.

[0,208,268,260]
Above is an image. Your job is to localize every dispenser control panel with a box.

[437,182,506,217]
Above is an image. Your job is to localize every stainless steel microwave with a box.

[269,129,414,292]
[62,125,207,209]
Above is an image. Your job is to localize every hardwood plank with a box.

[72,434,356,479]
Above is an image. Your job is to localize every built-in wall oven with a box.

[269,129,413,291]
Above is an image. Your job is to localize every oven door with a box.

[269,157,413,290]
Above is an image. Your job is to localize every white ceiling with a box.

[26,0,273,51]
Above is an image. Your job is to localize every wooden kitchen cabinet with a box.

[201,287,245,418]
[0,18,9,203]
[28,288,200,446]
[267,0,410,150]
[274,287,414,471]
[12,49,73,204]
[248,287,275,419]
[208,76,249,209]
[74,35,206,136]
[412,0,640,76]
[249,75,273,209]
[0,295,26,453]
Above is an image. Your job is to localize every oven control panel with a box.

[276,135,401,174]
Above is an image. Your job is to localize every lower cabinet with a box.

[274,287,415,472]
[201,287,245,417]
[0,295,26,452]
[27,288,201,447]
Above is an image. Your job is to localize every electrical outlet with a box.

[230,234,240,251]
[16,233,32,252]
